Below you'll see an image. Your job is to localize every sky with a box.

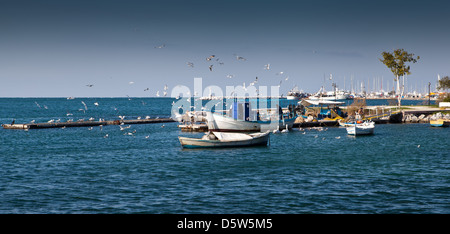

[1,0,449,97]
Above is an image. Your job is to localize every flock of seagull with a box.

[29,43,294,140]
[183,52,290,93]
[84,43,291,99]
[33,96,167,139]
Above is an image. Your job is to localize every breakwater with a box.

[402,111,450,123]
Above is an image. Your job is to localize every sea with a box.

[0,97,448,214]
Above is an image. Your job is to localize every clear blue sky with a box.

[1,0,449,97]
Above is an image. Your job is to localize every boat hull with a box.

[308,97,349,101]
[346,122,375,135]
[178,132,270,148]
[430,119,450,127]
[207,113,295,132]
[308,94,350,101]
[286,95,300,100]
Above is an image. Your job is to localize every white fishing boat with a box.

[346,121,375,135]
[206,101,296,132]
[206,112,296,132]
[178,131,270,148]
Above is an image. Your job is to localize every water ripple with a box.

[0,98,449,213]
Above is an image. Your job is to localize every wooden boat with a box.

[346,121,375,135]
[207,112,295,132]
[178,131,270,148]
[206,101,296,132]
[430,119,450,127]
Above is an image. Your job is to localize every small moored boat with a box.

[346,121,375,135]
[178,131,270,148]
[430,119,450,127]
[206,101,296,132]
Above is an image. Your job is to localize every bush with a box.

[443,95,450,102]
[436,93,450,104]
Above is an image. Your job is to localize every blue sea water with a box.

[0,98,448,214]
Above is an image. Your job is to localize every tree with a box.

[380,49,419,107]
[438,76,450,102]
[438,76,450,91]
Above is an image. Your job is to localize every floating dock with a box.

[178,123,209,132]
[2,118,175,130]
[294,120,338,128]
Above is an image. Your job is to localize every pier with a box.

[2,118,175,130]
[293,120,339,128]
[178,123,209,132]
[2,106,448,131]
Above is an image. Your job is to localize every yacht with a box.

[286,86,308,100]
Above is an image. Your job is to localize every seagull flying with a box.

[81,101,88,110]
[249,77,258,86]
[234,54,246,61]
[119,125,131,131]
